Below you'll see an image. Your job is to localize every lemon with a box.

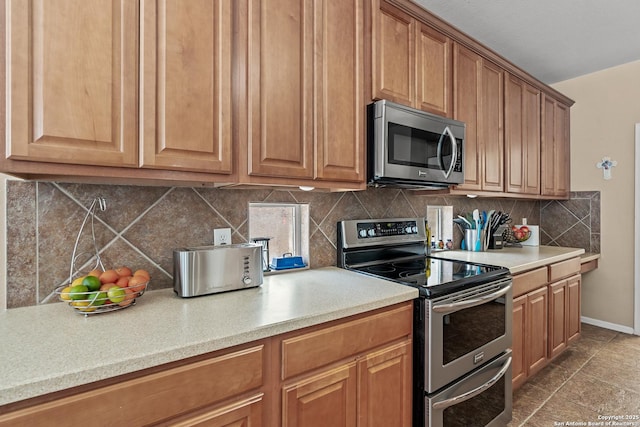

[71,276,86,287]
[69,284,89,300]
[82,275,102,292]
[60,286,73,301]
[72,301,96,312]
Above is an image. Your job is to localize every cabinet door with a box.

[315,0,365,182]
[548,280,568,359]
[246,0,314,179]
[140,0,233,174]
[453,44,482,191]
[371,0,415,106]
[5,0,138,167]
[505,75,541,195]
[416,23,452,117]
[358,340,412,427]
[479,60,504,192]
[541,95,571,198]
[511,294,527,389]
[283,363,357,427]
[526,286,548,377]
[567,274,581,345]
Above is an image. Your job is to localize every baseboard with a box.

[581,316,636,335]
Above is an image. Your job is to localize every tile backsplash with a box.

[4,182,598,309]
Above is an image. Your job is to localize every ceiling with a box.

[413,0,640,84]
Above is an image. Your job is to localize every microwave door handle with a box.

[432,282,512,314]
[437,126,457,179]
[432,356,512,410]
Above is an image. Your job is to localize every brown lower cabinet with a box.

[511,258,581,390]
[0,302,413,427]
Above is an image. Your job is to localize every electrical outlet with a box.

[214,228,232,245]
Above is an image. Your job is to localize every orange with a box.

[115,275,131,288]
[128,275,148,296]
[115,266,132,277]
[99,270,119,284]
[99,283,117,292]
[82,275,102,292]
[133,269,151,281]
[87,268,103,278]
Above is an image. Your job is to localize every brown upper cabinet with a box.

[505,74,541,195]
[371,0,452,117]
[453,44,504,192]
[236,0,365,188]
[541,94,571,198]
[5,0,139,168]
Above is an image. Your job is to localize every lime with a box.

[107,286,126,304]
[69,284,89,300]
[82,275,102,292]
[87,291,108,306]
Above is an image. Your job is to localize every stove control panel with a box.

[356,220,419,239]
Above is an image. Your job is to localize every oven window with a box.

[442,375,505,426]
[442,299,506,365]
[387,122,451,169]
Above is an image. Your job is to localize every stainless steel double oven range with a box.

[337,218,513,427]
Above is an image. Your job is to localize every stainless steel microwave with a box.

[367,100,465,189]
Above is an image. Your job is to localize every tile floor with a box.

[508,323,640,426]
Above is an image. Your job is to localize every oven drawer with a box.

[425,350,512,427]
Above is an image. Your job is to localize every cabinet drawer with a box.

[512,267,548,297]
[0,345,265,427]
[281,302,413,380]
[549,257,581,282]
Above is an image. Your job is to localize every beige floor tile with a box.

[527,362,574,392]
[580,323,618,342]
[553,370,640,413]
[524,397,601,427]
[510,382,550,425]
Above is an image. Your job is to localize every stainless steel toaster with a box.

[173,243,263,297]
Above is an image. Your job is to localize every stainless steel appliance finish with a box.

[173,243,263,297]
[337,218,512,427]
[426,351,512,427]
[368,100,465,189]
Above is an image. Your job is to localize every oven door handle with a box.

[432,356,512,410]
[432,282,512,314]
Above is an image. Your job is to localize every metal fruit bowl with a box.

[55,280,149,316]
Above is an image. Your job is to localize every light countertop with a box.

[0,267,418,407]
[431,245,586,274]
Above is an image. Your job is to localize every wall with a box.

[553,60,640,331]
[3,181,542,308]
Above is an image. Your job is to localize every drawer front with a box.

[549,257,581,282]
[0,345,265,427]
[281,302,413,380]
[513,267,548,297]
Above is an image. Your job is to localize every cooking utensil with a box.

[472,209,481,251]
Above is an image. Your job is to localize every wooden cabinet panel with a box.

[567,274,581,344]
[512,267,548,298]
[480,60,504,192]
[0,345,265,426]
[541,94,571,198]
[526,286,548,377]
[358,339,412,427]
[371,1,415,106]
[283,362,357,427]
[315,0,365,182]
[416,23,452,117]
[158,394,264,427]
[453,44,482,190]
[246,0,314,179]
[5,0,138,167]
[454,44,504,192]
[549,257,580,282]
[505,74,541,195]
[511,294,527,389]
[281,303,412,380]
[548,280,568,359]
[140,0,233,173]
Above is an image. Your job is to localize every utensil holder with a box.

[464,229,485,252]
